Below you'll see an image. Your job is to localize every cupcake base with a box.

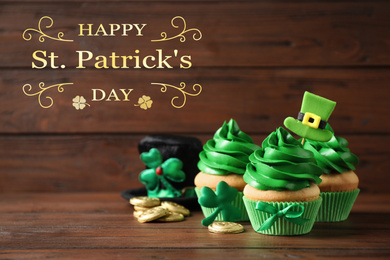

[243,196,322,236]
[315,189,359,222]
[195,187,249,222]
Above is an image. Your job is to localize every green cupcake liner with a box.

[315,189,359,222]
[195,187,249,222]
[243,196,322,236]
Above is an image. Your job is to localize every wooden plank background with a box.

[0,1,389,194]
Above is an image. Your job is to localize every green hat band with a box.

[297,112,327,130]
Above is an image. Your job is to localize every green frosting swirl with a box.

[197,119,260,175]
[244,127,322,191]
[302,124,359,174]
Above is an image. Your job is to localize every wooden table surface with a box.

[1,192,389,259]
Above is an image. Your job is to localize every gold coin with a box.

[155,212,185,222]
[161,201,190,216]
[208,221,244,234]
[134,205,153,212]
[137,206,169,223]
[133,210,143,219]
[129,196,161,207]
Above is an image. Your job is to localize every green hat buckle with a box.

[284,91,336,142]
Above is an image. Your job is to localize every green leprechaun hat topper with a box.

[284,91,336,142]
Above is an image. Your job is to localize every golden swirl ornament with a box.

[22,16,73,43]
[22,82,74,108]
[151,82,202,109]
[151,16,202,43]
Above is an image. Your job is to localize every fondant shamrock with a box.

[198,181,241,226]
[139,148,185,198]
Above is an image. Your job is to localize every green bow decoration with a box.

[198,181,241,226]
[255,201,309,231]
[139,148,185,198]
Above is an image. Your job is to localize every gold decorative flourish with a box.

[22,82,74,108]
[22,16,73,43]
[151,16,202,43]
[151,82,202,109]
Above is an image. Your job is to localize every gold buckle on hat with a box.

[302,112,321,129]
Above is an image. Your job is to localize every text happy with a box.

[78,23,147,37]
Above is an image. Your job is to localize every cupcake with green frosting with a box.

[303,124,359,222]
[195,119,260,222]
[243,127,323,235]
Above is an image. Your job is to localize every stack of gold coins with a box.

[129,196,190,223]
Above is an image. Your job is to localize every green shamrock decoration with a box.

[198,181,241,226]
[139,148,186,198]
